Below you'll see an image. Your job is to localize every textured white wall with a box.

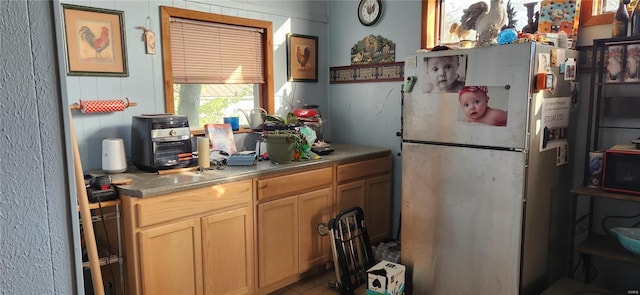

[1,0,330,293]
[1,1,76,294]
[327,0,422,239]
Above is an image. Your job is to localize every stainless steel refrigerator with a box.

[400,42,578,295]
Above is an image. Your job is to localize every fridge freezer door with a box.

[400,142,525,294]
[403,43,535,149]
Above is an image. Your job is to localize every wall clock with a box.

[358,0,382,26]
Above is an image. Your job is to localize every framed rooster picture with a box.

[287,34,318,82]
[62,4,128,77]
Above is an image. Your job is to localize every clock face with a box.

[358,0,382,26]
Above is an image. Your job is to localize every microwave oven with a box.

[602,144,640,195]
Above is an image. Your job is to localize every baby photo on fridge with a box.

[421,54,467,93]
[457,86,509,127]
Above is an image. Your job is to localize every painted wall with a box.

[327,0,422,239]
[1,1,76,294]
[60,0,330,171]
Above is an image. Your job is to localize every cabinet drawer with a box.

[337,156,391,183]
[257,167,333,201]
[136,179,252,228]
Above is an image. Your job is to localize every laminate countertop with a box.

[108,143,391,198]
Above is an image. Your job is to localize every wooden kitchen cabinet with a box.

[202,206,253,295]
[138,218,203,295]
[364,174,392,243]
[336,180,365,213]
[121,179,253,295]
[336,155,392,243]
[257,196,299,288]
[255,166,333,293]
[298,187,332,272]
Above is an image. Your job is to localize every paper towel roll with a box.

[102,138,127,173]
[198,137,211,169]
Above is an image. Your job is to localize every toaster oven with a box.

[131,114,193,171]
[602,144,640,195]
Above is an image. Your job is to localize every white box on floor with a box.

[366,260,405,295]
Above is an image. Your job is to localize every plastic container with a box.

[223,116,240,131]
[611,227,640,257]
[610,227,640,257]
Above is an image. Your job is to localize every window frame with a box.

[421,0,440,50]
[580,0,613,27]
[421,0,616,49]
[159,6,274,121]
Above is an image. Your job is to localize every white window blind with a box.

[170,17,264,84]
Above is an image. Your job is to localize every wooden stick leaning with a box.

[69,109,105,295]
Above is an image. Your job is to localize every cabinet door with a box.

[336,180,366,214]
[299,187,332,272]
[202,207,253,295]
[365,174,392,243]
[138,218,203,295]
[257,196,299,287]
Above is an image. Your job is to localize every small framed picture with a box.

[625,44,640,82]
[577,46,593,73]
[62,4,128,77]
[605,45,624,83]
[287,34,318,82]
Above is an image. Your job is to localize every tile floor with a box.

[268,269,366,295]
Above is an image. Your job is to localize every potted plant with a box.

[261,114,315,163]
[262,129,303,164]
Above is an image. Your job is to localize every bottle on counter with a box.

[613,0,630,38]
[631,0,640,35]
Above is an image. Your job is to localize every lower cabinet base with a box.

[253,264,331,295]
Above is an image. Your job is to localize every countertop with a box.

[108,143,391,198]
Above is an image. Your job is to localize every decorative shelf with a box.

[329,62,404,84]
[571,185,640,203]
[576,234,640,265]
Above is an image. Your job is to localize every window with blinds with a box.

[169,17,265,84]
[161,6,274,131]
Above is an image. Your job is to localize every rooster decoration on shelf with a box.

[458,0,508,47]
[79,26,110,58]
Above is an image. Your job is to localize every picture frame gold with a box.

[287,34,318,82]
[62,4,128,77]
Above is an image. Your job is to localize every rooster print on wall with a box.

[288,34,317,81]
[78,25,113,60]
[296,46,311,71]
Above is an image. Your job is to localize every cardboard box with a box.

[366,260,405,295]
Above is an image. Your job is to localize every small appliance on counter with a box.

[131,114,193,172]
[102,138,127,173]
